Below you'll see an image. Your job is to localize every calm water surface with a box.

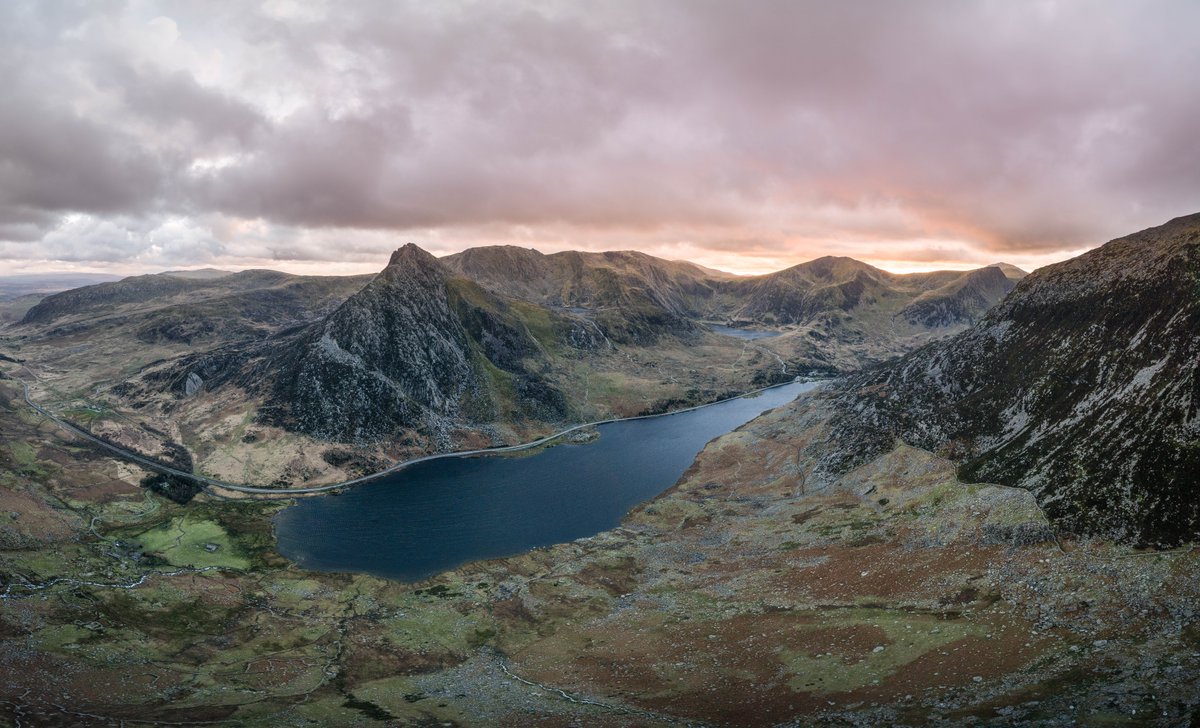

[708,324,781,340]
[275,380,819,581]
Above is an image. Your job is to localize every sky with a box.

[1,1,1198,277]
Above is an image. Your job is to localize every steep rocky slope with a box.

[266,245,570,442]
[900,265,1018,328]
[443,246,734,343]
[826,213,1200,544]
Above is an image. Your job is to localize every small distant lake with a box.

[274,380,820,582]
[708,324,781,340]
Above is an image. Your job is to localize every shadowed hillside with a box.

[267,245,570,442]
[824,213,1200,544]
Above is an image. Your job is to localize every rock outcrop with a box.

[268,244,570,442]
[826,213,1200,544]
[900,265,1018,328]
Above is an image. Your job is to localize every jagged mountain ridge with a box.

[266,244,571,442]
[825,213,1200,544]
[149,245,1024,449]
[21,247,1022,346]
[14,244,1026,453]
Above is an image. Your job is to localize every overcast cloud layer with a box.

[2,0,1198,275]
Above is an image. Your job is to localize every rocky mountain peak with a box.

[987,262,1028,281]
[266,246,569,443]
[388,242,433,263]
[785,255,882,282]
[384,243,445,276]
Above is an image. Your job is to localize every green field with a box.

[134,515,251,569]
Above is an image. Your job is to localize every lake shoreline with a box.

[274,378,825,581]
[21,375,833,500]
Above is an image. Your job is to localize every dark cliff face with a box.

[899,266,1017,328]
[827,213,1200,545]
[268,244,569,443]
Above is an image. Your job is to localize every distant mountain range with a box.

[0,273,124,323]
[7,214,1198,545]
[18,269,372,343]
[9,245,1023,465]
[444,245,1025,332]
[144,248,1018,442]
[0,273,122,308]
[0,272,121,291]
[19,254,1023,336]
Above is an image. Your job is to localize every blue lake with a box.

[708,324,781,340]
[274,380,819,581]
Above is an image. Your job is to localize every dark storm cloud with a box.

[1,0,1198,270]
[195,106,416,228]
[0,63,167,224]
[98,60,265,146]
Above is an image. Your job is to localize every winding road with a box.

[18,377,821,499]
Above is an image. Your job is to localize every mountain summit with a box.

[387,242,439,269]
[268,245,569,443]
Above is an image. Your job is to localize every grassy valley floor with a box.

[4,321,801,490]
[1,378,1197,726]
